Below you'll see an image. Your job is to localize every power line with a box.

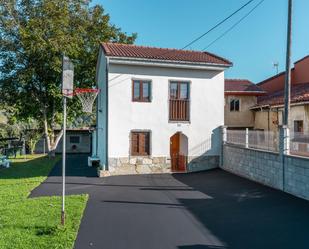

[202,0,265,50]
[181,0,255,50]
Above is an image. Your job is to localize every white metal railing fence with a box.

[249,130,278,152]
[290,132,309,157]
[226,129,279,152]
[226,130,246,146]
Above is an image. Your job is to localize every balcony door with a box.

[169,82,190,121]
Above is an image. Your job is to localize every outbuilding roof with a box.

[101,42,232,66]
[254,82,309,108]
[225,79,265,95]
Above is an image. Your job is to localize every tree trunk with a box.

[42,107,63,158]
[50,129,64,157]
[43,108,51,152]
[49,149,56,158]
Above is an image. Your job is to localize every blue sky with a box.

[93,0,309,83]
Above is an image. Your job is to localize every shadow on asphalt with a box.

[29,154,309,249]
[48,154,97,177]
[179,245,224,249]
[172,170,309,249]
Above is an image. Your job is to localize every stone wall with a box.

[285,155,309,200]
[222,145,283,189]
[98,155,220,176]
[106,156,171,175]
[222,144,309,200]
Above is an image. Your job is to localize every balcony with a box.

[169,99,190,121]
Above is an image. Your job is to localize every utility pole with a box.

[282,0,293,190]
[283,0,292,126]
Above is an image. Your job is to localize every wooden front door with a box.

[170,133,186,172]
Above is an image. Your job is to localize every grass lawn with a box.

[0,155,88,249]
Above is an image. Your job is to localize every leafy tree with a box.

[0,108,42,155]
[0,0,136,156]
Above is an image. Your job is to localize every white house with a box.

[93,43,232,175]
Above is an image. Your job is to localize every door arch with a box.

[170,132,188,172]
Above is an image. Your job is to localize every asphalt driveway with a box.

[31,155,309,249]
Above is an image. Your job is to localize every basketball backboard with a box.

[62,55,74,98]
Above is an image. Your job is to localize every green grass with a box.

[0,154,88,249]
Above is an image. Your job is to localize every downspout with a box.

[105,57,109,170]
[277,108,280,127]
[267,108,271,131]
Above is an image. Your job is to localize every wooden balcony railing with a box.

[169,99,190,121]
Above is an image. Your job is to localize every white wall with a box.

[103,62,225,159]
[96,49,108,167]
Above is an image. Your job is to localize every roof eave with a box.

[225,91,266,96]
[106,56,232,71]
[251,100,309,110]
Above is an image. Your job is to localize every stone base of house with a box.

[102,157,171,176]
[97,155,220,177]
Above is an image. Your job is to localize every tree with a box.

[0,0,136,156]
[0,107,42,155]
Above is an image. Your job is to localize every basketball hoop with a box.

[74,88,100,113]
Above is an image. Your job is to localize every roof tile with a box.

[102,42,232,66]
[256,82,309,107]
[225,79,265,93]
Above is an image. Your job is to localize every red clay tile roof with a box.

[225,79,265,94]
[102,43,232,66]
[255,82,309,107]
[294,55,309,65]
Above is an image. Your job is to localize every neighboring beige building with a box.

[224,79,265,129]
[226,56,309,134]
[251,83,309,134]
[252,110,280,132]
[251,55,309,134]
[227,56,309,155]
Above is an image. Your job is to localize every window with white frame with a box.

[230,98,240,112]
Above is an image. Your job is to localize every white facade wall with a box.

[96,49,107,166]
[96,52,226,169]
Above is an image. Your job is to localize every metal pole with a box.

[245,128,249,149]
[95,97,99,157]
[282,0,293,192]
[283,0,292,126]
[61,96,67,225]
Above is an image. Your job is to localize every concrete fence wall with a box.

[222,144,309,200]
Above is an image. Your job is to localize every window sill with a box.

[169,120,191,124]
[130,155,152,158]
[132,100,152,103]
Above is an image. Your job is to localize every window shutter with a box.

[235,100,240,111]
[230,99,235,111]
[144,133,150,155]
[139,133,146,155]
[131,131,150,156]
[131,133,139,155]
